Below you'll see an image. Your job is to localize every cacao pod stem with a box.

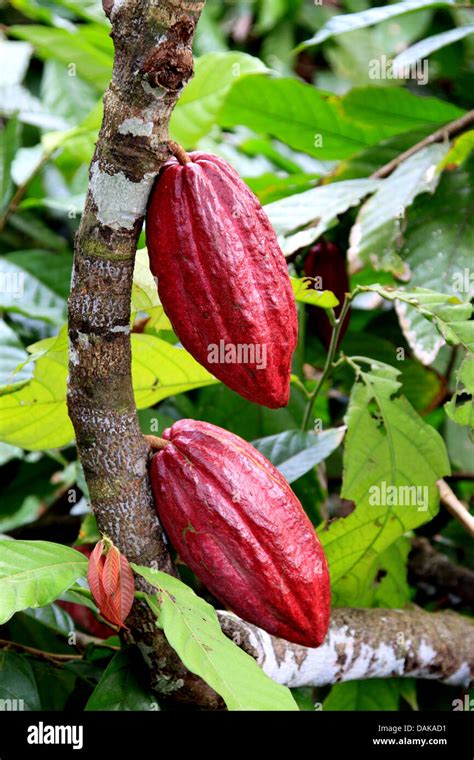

[144,434,169,451]
[168,141,191,166]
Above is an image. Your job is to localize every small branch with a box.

[409,537,474,609]
[371,109,474,179]
[0,151,52,232]
[301,298,351,431]
[438,478,474,537]
[0,638,83,663]
[219,607,474,688]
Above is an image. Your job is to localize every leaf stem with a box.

[301,297,351,431]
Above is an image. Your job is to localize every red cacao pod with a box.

[146,151,298,409]
[150,419,330,647]
[303,240,350,350]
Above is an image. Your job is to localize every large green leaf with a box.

[321,362,450,600]
[0,651,42,710]
[0,325,217,450]
[5,250,73,301]
[299,0,456,48]
[1,116,20,216]
[341,87,463,137]
[132,335,217,408]
[0,540,88,624]
[170,52,267,147]
[348,143,449,274]
[360,285,474,364]
[445,354,474,429]
[0,329,73,450]
[252,428,345,483]
[0,257,67,325]
[0,319,31,393]
[133,565,298,711]
[265,178,380,253]
[85,648,158,711]
[220,75,387,160]
[8,25,112,91]
[131,248,172,330]
[323,679,402,711]
[396,159,474,362]
[393,24,474,73]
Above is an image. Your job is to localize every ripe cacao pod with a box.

[150,419,330,647]
[146,151,298,409]
[303,240,350,350]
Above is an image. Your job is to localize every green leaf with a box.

[0,39,32,86]
[0,84,68,130]
[170,52,267,147]
[40,59,97,125]
[252,428,345,483]
[323,679,402,711]
[0,540,88,624]
[348,143,449,274]
[132,335,218,409]
[291,277,339,308]
[131,249,172,330]
[344,536,412,608]
[341,87,464,138]
[195,382,308,441]
[445,354,474,429]
[8,25,112,91]
[437,130,474,170]
[0,457,59,533]
[0,257,67,325]
[220,75,389,160]
[396,158,474,362]
[1,116,21,216]
[0,329,73,450]
[321,362,450,600]
[0,319,31,393]
[133,565,298,711]
[299,0,456,48]
[5,250,73,301]
[360,285,474,364]
[0,651,41,710]
[0,327,216,450]
[393,24,474,73]
[85,647,158,711]
[266,178,380,254]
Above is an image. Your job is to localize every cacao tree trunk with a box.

[67,0,221,709]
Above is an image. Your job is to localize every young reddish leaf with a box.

[102,544,120,596]
[88,542,135,630]
[87,540,106,609]
[102,545,135,627]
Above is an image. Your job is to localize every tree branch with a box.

[219,607,474,688]
[371,109,474,179]
[438,478,474,537]
[409,537,474,609]
[67,0,221,709]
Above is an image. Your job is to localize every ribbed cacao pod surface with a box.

[150,419,331,647]
[146,152,298,409]
[303,240,350,350]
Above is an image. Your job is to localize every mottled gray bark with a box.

[219,608,473,688]
[67,0,221,708]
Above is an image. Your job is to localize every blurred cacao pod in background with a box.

[146,151,298,409]
[150,419,331,648]
[303,240,350,350]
